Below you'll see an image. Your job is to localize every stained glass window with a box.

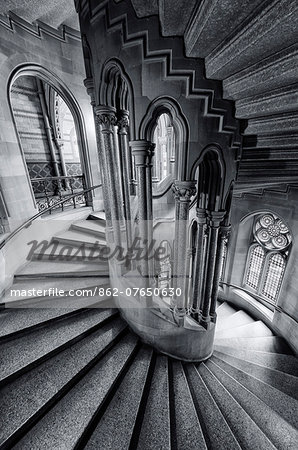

[246,245,265,290]
[261,253,285,301]
[244,213,291,304]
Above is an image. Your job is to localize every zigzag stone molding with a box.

[0,11,81,42]
[77,0,241,153]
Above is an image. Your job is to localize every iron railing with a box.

[0,183,102,250]
[31,175,88,212]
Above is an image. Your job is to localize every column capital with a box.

[117,109,130,134]
[83,77,95,106]
[172,180,196,202]
[208,210,226,227]
[130,140,152,166]
[95,105,117,133]
[196,207,207,224]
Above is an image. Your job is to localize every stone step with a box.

[70,219,106,237]
[216,302,238,322]
[13,334,139,450]
[1,278,110,305]
[212,348,298,376]
[206,0,298,80]
[171,361,207,450]
[215,320,273,340]
[30,241,107,263]
[216,310,255,332]
[185,0,265,58]
[0,318,126,449]
[0,294,113,341]
[214,336,292,354]
[0,308,117,386]
[198,363,276,450]
[244,112,298,136]
[184,364,241,450]
[210,355,298,429]
[137,355,171,450]
[213,350,298,399]
[15,260,109,279]
[88,211,106,221]
[52,230,107,248]
[235,84,298,119]
[159,0,196,37]
[205,359,298,449]
[85,346,153,450]
[223,44,298,101]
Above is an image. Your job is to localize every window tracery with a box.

[244,213,291,304]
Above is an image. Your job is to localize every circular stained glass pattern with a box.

[260,214,274,228]
[254,213,291,250]
[256,229,270,243]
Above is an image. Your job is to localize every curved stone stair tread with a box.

[0,308,117,385]
[213,350,298,400]
[210,355,298,429]
[0,294,113,340]
[1,278,110,305]
[13,334,139,450]
[204,359,298,449]
[31,241,107,262]
[0,318,127,449]
[214,336,293,355]
[222,44,298,101]
[171,361,207,450]
[215,320,274,340]
[88,211,106,221]
[70,219,106,237]
[211,347,298,376]
[216,310,255,332]
[137,355,171,450]
[85,346,153,450]
[198,363,278,450]
[15,259,109,278]
[52,229,107,247]
[205,0,298,80]
[184,364,241,450]
[215,302,238,321]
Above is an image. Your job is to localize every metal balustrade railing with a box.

[0,183,102,250]
[31,175,88,213]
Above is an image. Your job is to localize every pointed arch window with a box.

[152,112,175,193]
[245,245,265,290]
[243,213,291,305]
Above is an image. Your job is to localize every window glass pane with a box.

[246,245,265,290]
[262,253,285,302]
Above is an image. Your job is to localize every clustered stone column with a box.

[117,110,133,252]
[190,208,207,319]
[200,211,226,327]
[172,181,196,324]
[209,224,231,320]
[130,140,154,283]
[94,105,125,247]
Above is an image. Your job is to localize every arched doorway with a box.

[9,66,90,212]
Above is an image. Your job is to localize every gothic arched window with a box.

[152,112,176,194]
[243,213,291,304]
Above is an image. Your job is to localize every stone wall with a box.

[222,187,298,353]
[0,15,101,234]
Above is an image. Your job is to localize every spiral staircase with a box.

[0,213,297,449]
